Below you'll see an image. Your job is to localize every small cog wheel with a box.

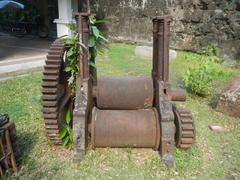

[173,107,195,150]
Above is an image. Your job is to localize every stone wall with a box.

[86,0,240,59]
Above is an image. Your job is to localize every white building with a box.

[54,0,79,37]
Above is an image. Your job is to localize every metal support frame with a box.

[70,13,194,167]
[73,13,91,161]
[152,16,176,167]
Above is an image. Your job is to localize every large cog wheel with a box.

[42,40,71,144]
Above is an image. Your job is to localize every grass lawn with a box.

[0,43,240,179]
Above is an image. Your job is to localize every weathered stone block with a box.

[216,77,240,118]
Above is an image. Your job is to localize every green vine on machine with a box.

[59,16,108,147]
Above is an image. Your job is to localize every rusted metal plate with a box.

[73,78,90,161]
[96,77,154,109]
[91,107,160,149]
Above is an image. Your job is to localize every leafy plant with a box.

[63,24,81,95]
[201,44,219,56]
[88,15,108,67]
[59,108,73,147]
[60,16,108,147]
[201,44,222,63]
[183,62,214,96]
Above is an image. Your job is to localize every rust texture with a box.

[168,89,187,102]
[42,40,71,144]
[173,107,195,149]
[91,107,160,149]
[73,13,91,161]
[152,16,176,167]
[0,120,19,177]
[152,16,172,86]
[76,13,90,79]
[96,77,153,109]
[42,11,197,167]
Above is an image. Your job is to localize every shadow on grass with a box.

[17,131,37,163]
[208,94,220,109]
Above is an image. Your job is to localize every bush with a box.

[201,44,223,64]
[183,62,214,96]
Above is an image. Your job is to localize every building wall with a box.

[90,0,240,58]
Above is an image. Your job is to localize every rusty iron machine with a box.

[0,113,20,177]
[42,14,195,166]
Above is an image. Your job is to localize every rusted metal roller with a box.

[96,77,154,109]
[91,107,160,150]
[168,89,187,102]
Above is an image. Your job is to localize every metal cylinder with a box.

[168,89,187,102]
[91,107,160,150]
[97,77,154,109]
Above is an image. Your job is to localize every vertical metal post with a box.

[152,16,172,88]
[86,0,90,14]
[152,19,159,81]
[76,13,89,79]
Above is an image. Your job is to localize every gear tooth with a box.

[181,119,193,124]
[179,144,191,149]
[174,108,195,150]
[181,138,194,144]
[181,124,194,130]
[182,130,195,138]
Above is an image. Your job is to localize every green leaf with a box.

[89,36,96,47]
[92,26,100,38]
[68,76,74,85]
[66,108,71,124]
[64,38,75,46]
[63,136,70,146]
[89,16,96,24]
[79,42,87,50]
[64,67,71,72]
[59,127,67,139]
[89,61,96,68]
[67,48,74,58]
[98,34,108,43]
[95,19,108,24]
[67,127,73,142]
